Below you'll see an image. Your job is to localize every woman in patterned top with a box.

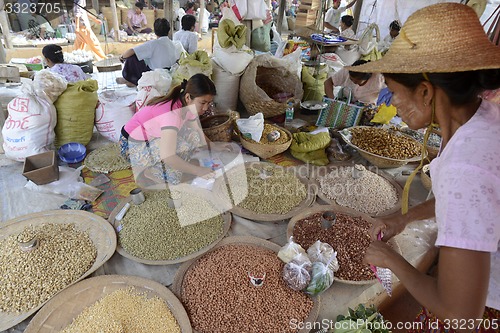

[42,44,87,83]
[355,3,500,332]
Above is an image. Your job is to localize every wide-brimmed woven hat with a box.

[349,3,500,73]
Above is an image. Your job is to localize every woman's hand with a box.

[363,240,401,268]
[369,214,406,241]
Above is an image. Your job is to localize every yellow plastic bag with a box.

[370,104,397,124]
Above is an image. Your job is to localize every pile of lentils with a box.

[225,164,307,214]
[293,212,375,281]
[0,223,96,313]
[317,165,398,215]
[242,123,289,145]
[181,244,314,332]
[350,127,421,159]
[118,190,224,261]
[60,287,181,333]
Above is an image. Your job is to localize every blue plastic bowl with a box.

[58,142,86,164]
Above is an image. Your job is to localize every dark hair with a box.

[135,2,145,10]
[148,74,217,106]
[384,70,500,105]
[154,18,170,37]
[341,15,354,28]
[186,2,194,9]
[349,60,373,81]
[42,44,64,64]
[181,14,196,31]
[389,20,401,31]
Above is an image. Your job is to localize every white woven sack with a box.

[95,90,136,142]
[2,82,56,161]
[212,60,241,112]
[213,34,254,75]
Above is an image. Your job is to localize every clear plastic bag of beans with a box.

[307,240,339,272]
[283,258,312,291]
[305,261,334,296]
[278,236,307,263]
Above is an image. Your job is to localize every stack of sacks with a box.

[2,70,67,161]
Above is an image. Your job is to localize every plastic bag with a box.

[305,261,334,296]
[277,236,306,263]
[283,258,311,291]
[236,112,264,142]
[307,240,339,272]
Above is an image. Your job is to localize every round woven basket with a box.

[95,57,122,72]
[201,111,239,142]
[172,236,320,333]
[421,164,432,191]
[108,190,232,265]
[24,275,192,333]
[287,205,401,285]
[0,210,116,331]
[313,164,403,217]
[212,162,317,222]
[239,125,292,159]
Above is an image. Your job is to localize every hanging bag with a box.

[316,88,364,129]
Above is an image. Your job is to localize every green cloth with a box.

[290,132,331,166]
[217,19,247,49]
[250,24,271,52]
[54,80,98,148]
[172,50,213,87]
[301,65,327,102]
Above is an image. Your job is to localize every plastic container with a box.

[284,101,294,129]
[58,142,87,164]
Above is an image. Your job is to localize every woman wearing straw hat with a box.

[356,3,500,330]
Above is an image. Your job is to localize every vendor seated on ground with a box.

[42,44,87,83]
[119,74,221,185]
[378,20,401,55]
[324,0,358,34]
[117,18,181,87]
[324,59,385,105]
[339,15,356,39]
[126,2,153,35]
[173,14,197,54]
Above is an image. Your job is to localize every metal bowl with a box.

[300,100,328,115]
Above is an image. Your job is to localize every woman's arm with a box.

[324,77,335,99]
[366,243,490,331]
[160,128,212,177]
[127,15,133,30]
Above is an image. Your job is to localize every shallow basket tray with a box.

[0,210,116,331]
[287,205,401,285]
[84,143,131,173]
[95,57,122,72]
[239,124,292,159]
[312,164,403,217]
[108,188,232,265]
[24,275,192,333]
[339,126,425,169]
[172,236,320,333]
[212,161,316,222]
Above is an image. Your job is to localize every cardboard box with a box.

[22,151,59,185]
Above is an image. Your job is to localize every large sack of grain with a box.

[95,90,137,142]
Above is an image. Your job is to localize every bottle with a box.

[284,101,294,129]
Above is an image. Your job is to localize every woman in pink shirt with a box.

[126,2,152,35]
[354,3,500,331]
[120,74,217,185]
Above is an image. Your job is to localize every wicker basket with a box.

[240,54,303,118]
[239,125,292,159]
[421,164,432,191]
[201,111,239,142]
[95,57,122,72]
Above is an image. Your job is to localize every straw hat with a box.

[349,3,500,74]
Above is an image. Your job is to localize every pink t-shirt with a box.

[124,100,197,141]
[128,10,147,27]
[430,99,500,310]
[330,69,385,104]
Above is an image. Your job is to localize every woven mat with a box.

[82,168,137,219]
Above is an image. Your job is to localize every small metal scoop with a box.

[321,211,336,229]
[17,233,38,252]
[130,188,145,205]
